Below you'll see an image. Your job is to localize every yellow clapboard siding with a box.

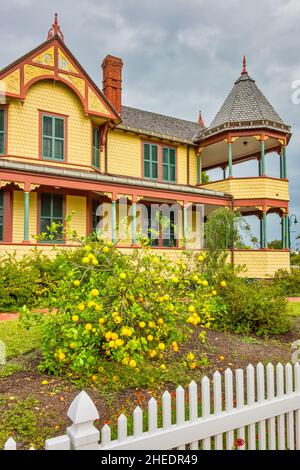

[66,195,87,238]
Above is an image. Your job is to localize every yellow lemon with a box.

[188,305,195,313]
[160,364,166,370]
[198,255,204,262]
[103,246,110,253]
[99,318,105,325]
[190,362,197,369]
[82,257,89,264]
[109,340,115,348]
[69,342,76,350]
[91,375,98,383]
[114,316,122,324]
[88,253,94,260]
[149,350,157,358]
[158,318,164,324]
[88,301,95,308]
[105,331,112,341]
[119,272,127,280]
[147,334,154,342]
[111,333,119,340]
[187,352,195,361]
[72,315,79,322]
[58,352,65,361]
[171,276,179,283]
[202,280,208,287]
[85,323,92,331]
[212,290,217,296]
[78,303,85,312]
[95,304,102,312]
[158,343,165,351]
[73,280,80,287]
[139,321,146,328]
[152,256,160,264]
[221,280,227,288]
[41,380,48,385]
[91,288,99,297]
[129,359,136,368]
[148,321,155,328]
[92,258,99,266]
[122,357,129,365]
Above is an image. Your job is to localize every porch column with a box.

[260,139,266,176]
[281,215,286,249]
[111,199,117,244]
[196,153,202,185]
[23,191,30,242]
[228,142,233,177]
[260,217,264,249]
[279,150,284,179]
[183,204,188,247]
[222,166,227,180]
[258,158,262,177]
[262,211,267,248]
[131,202,137,245]
[282,146,287,179]
[285,214,290,249]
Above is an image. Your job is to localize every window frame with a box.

[162,146,176,183]
[39,192,65,244]
[0,105,8,156]
[142,142,159,180]
[92,125,101,169]
[142,141,177,183]
[39,111,68,162]
[142,203,178,248]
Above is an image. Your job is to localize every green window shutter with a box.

[42,115,65,161]
[143,143,158,179]
[0,109,6,155]
[162,147,176,182]
[92,127,100,168]
[40,193,63,243]
[0,190,3,241]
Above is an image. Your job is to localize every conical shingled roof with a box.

[196,58,290,141]
[210,73,283,127]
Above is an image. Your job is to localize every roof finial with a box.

[47,13,64,41]
[198,110,205,127]
[241,55,247,75]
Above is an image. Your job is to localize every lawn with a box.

[0,313,296,449]
[287,302,300,317]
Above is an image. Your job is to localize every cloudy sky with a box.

[0,0,299,247]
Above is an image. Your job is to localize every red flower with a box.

[234,438,245,447]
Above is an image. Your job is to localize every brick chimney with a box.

[101,55,123,115]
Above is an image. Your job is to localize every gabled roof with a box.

[0,18,120,122]
[118,106,202,144]
[196,58,291,141]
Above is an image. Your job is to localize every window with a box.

[144,205,177,247]
[0,190,3,241]
[143,143,158,179]
[92,199,101,233]
[92,127,100,168]
[0,109,5,155]
[162,147,176,182]
[40,193,64,242]
[42,115,65,161]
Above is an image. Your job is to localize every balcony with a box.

[201,177,289,202]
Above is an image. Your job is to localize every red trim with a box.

[0,36,120,122]
[38,110,68,163]
[198,129,290,148]
[4,154,93,170]
[0,104,9,157]
[233,198,288,210]
[0,169,232,207]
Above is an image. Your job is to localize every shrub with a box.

[211,271,290,336]
[21,243,225,379]
[273,268,300,297]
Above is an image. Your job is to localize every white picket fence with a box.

[4,362,300,450]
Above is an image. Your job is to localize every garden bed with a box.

[0,313,297,449]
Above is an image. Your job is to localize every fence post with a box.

[45,435,71,450]
[66,391,100,450]
[4,437,17,450]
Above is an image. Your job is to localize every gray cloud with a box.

[0,0,299,246]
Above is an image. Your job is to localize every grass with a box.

[0,320,42,359]
[287,302,300,317]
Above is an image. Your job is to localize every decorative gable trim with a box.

[0,36,120,122]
